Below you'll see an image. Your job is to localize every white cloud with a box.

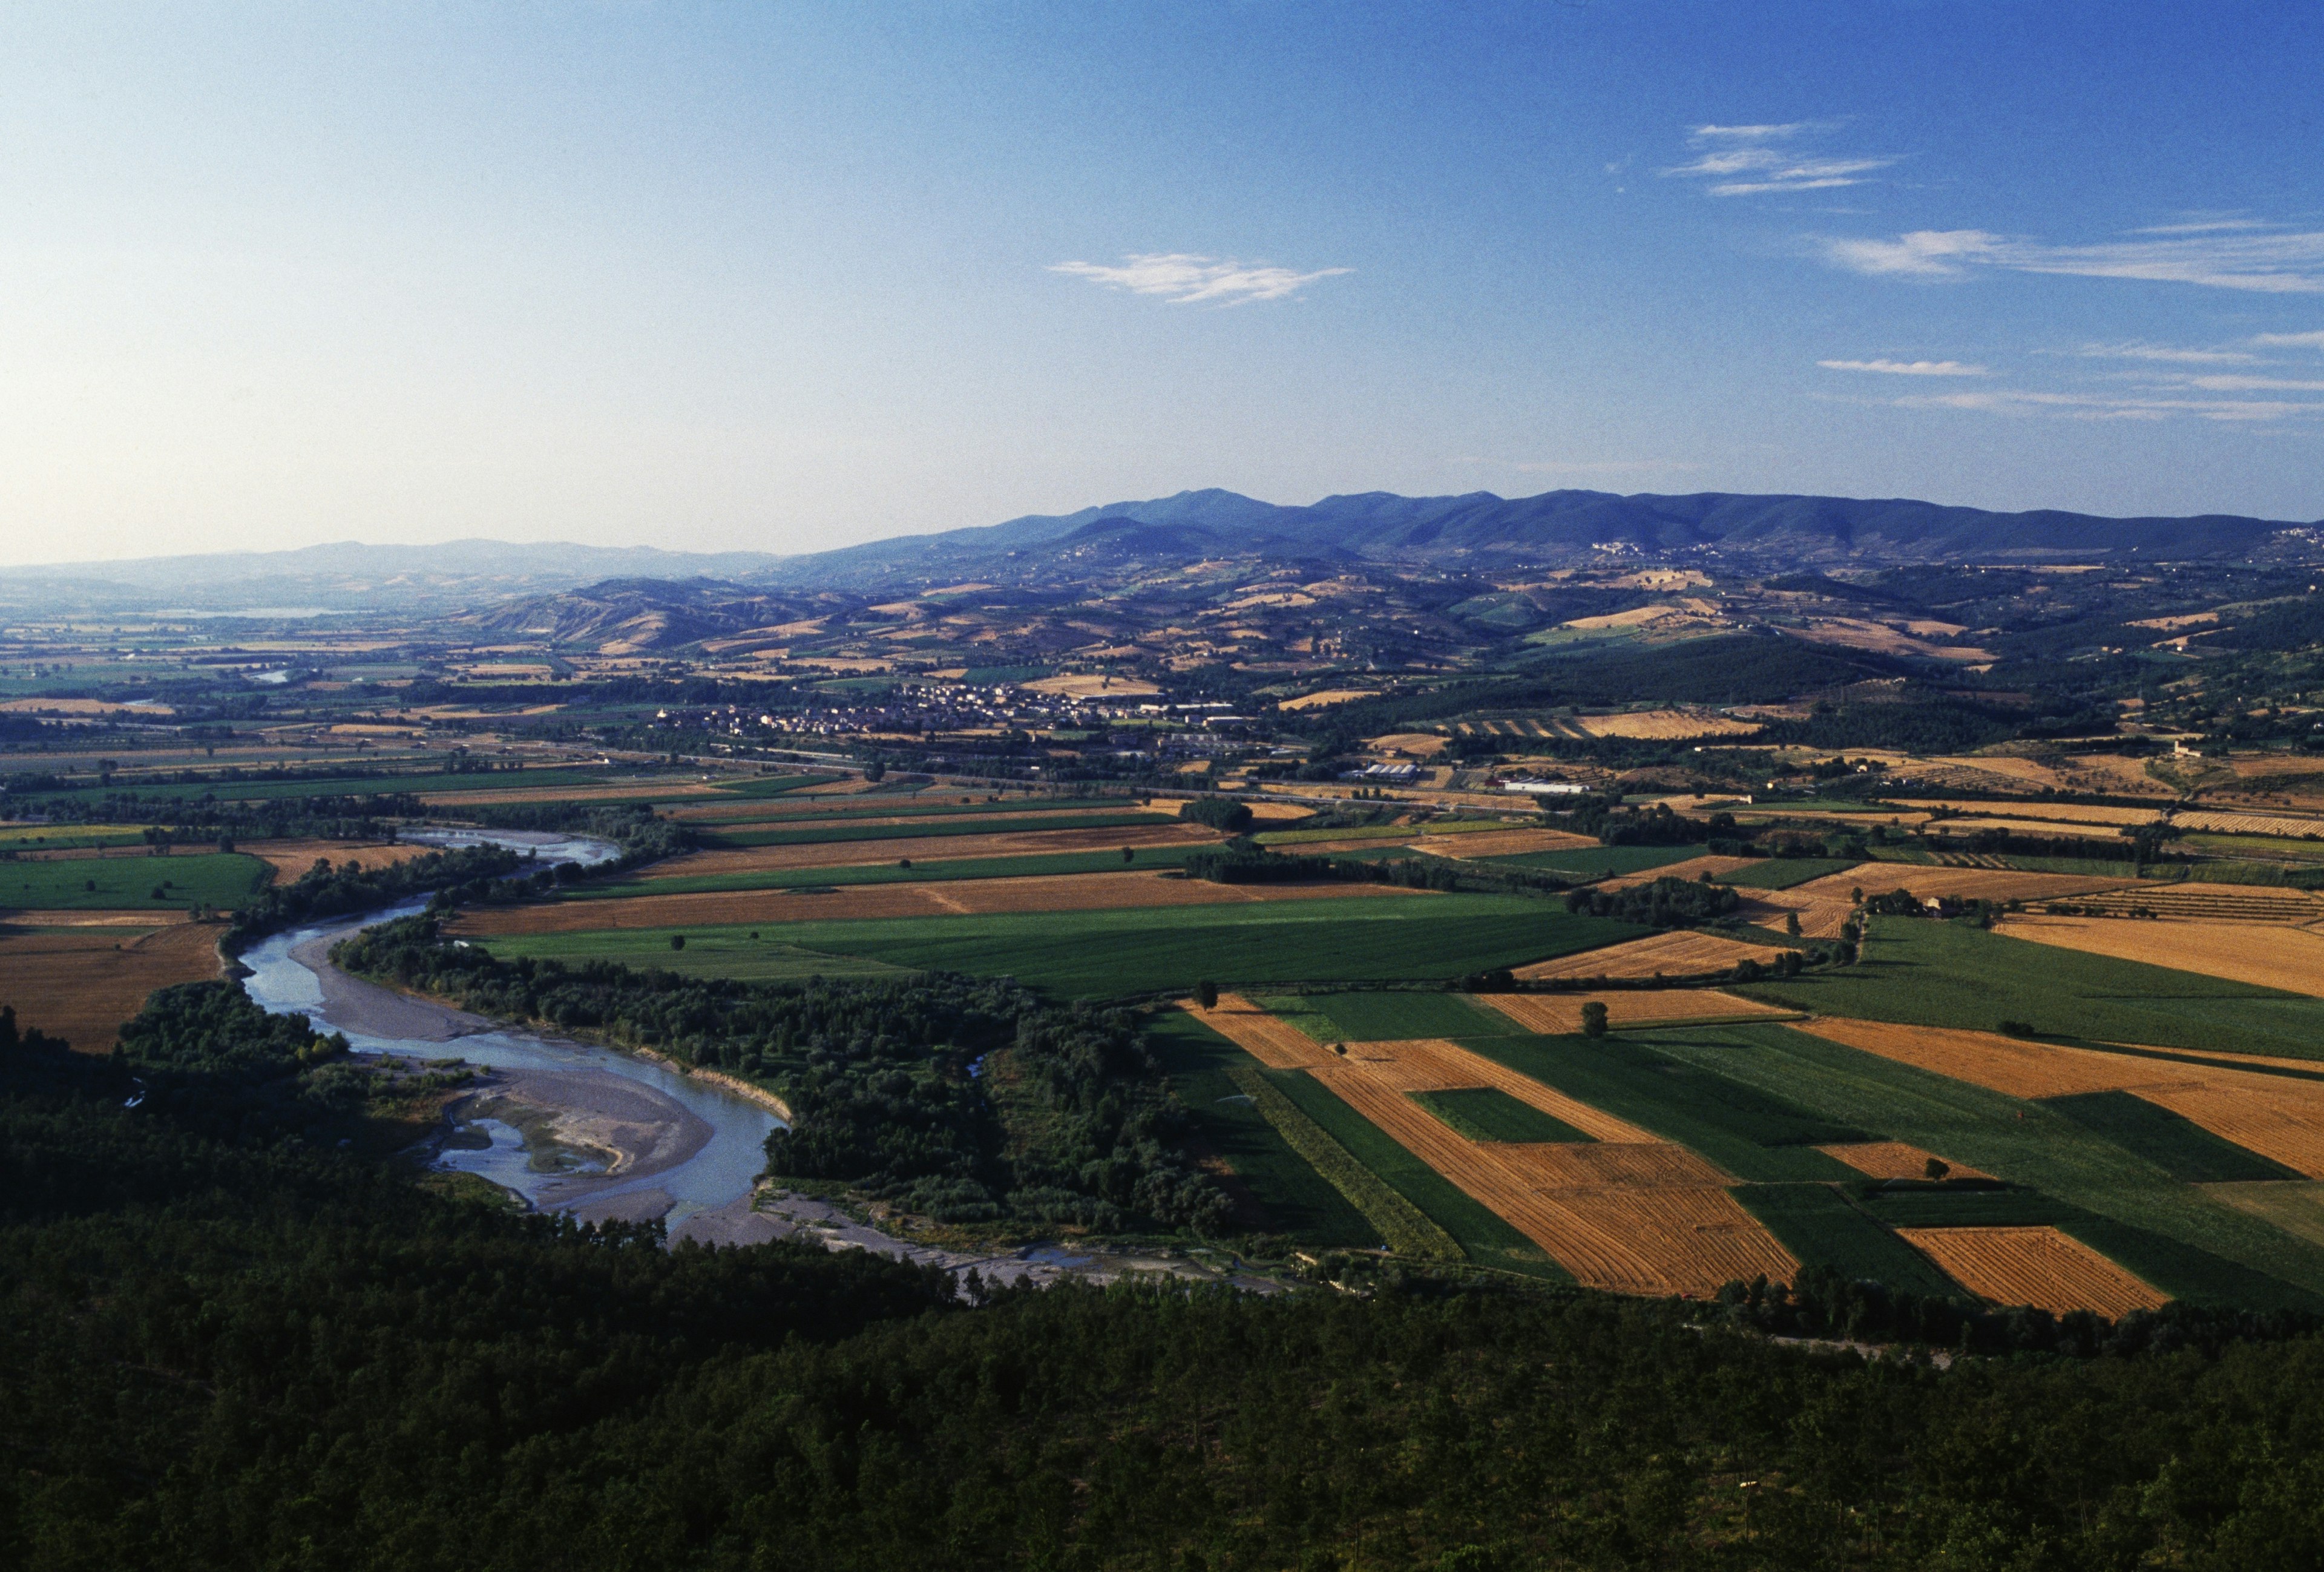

[2071,341,2258,364]
[1819,358,1989,377]
[1820,225,2324,292]
[1049,252,1350,305]
[2184,375,2324,392]
[1663,121,1895,197]
[2254,330,2324,349]
[1892,387,2321,423]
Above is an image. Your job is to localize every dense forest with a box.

[12,997,2324,1568]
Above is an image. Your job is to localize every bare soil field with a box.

[1817,1142,1991,1182]
[2001,915,2324,996]
[1600,855,1758,890]
[1923,754,2075,789]
[0,918,225,1052]
[1897,1226,2168,1317]
[1182,1004,1798,1295]
[1515,930,1794,982]
[1479,989,1796,1035]
[453,870,1423,935]
[1575,710,1761,740]
[642,822,1221,878]
[243,839,444,880]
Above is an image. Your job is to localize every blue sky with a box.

[2,1,2319,565]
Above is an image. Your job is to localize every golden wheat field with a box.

[1788,866,2145,906]
[1816,1142,1991,1182]
[1420,827,1599,858]
[1598,855,1761,891]
[1896,1226,2168,1317]
[2171,809,2324,838]
[0,919,225,1053]
[1515,929,1795,981]
[2001,914,2324,996]
[1477,989,1794,1035]
[452,870,1422,936]
[1889,799,2163,827]
[242,838,447,880]
[1575,710,1761,740]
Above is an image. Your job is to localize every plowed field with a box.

[2002,915,2324,996]
[1817,1142,1991,1181]
[0,919,225,1053]
[453,870,1419,935]
[1515,930,1793,981]
[1479,989,1795,1035]
[1897,1226,2168,1317]
[638,822,1220,878]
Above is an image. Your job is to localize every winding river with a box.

[238,829,783,1244]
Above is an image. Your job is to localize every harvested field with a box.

[1276,688,1377,711]
[1019,674,1161,698]
[638,822,1219,878]
[1896,1226,2168,1317]
[1420,827,1600,859]
[2173,809,2324,838]
[1599,855,1758,890]
[1798,1017,2324,1180]
[1193,1014,1796,1295]
[2002,915,2324,996]
[1479,989,1796,1035]
[453,870,1422,935]
[1516,930,1794,982]
[1788,866,2145,906]
[1363,732,1449,757]
[1575,710,1761,740]
[1787,619,1994,662]
[0,919,225,1053]
[665,794,989,823]
[1936,817,2132,841]
[243,839,444,880]
[1817,1142,1991,1182]
[1891,799,2162,827]
[2037,884,2324,924]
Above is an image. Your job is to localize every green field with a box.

[699,795,1147,825]
[570,843,1213,899]
[475,895,1644,997]
[1261,1067,1572,1282]
[701,773,830,798]
[19,766,620,807]
[1141,1012,1383,1248]
[1715,857,1861,890]
[1730,1183,1961,1297]
[1454,1034,1869,1182]
[2038,1091,2302,1183]
[1253,825,1410,847]
[1411,1087,1595,1145]
[1475,844,1704,877]
[1738,918,2324,1061]
[700,811,1172,849]
[1641,1021,2324,1309]
[0,850,271,910]
[0,826,150,851]
[1258,990,1519,1044]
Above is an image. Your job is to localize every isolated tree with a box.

[1121,847,1135,863]
[1580,1001,1609,1039]
[1925,1157,1951,1182]
[669,934,686,951]
[1196,980,1219,1009]
[1785,910,1802,937]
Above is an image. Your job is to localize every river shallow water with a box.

[237,830,780,1235]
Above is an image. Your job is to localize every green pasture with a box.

[568,843,1212,899]
[1730,1184,1961,1297]
[1411,1087,1595,1145]
[1140,1011,1382,1248]
[1255,824,1410,846]
[695,795,1144,825]
[474,894,1644,998]
[700,811,1171,849]
[1641,1021,2324,1308]
[1715,857,1861,890]
[0,850,270,910]
[2038,1091,2300,1183]
[1454,1034,1869,1182]
[1261,1067,1571,1282]
[15,766,619,808]
[1736,918,2324,1061]
[1256,990,1519,1044]
[702,774,829,798]
[0,824,150,851]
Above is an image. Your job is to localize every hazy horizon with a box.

[2,2,2319,568]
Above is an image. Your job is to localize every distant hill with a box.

[755,488,2320,588]
[2,489,2314,611]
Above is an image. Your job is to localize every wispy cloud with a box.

[1891,388,2322,424]
[1819,224,2324,292]
[1663,121,1894,197]
[1819,358,1988,377]
[2070,341,2258,364]
[2254,330,2324,349]
[2183,375,2324,392]
[1049,252,1350,305]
